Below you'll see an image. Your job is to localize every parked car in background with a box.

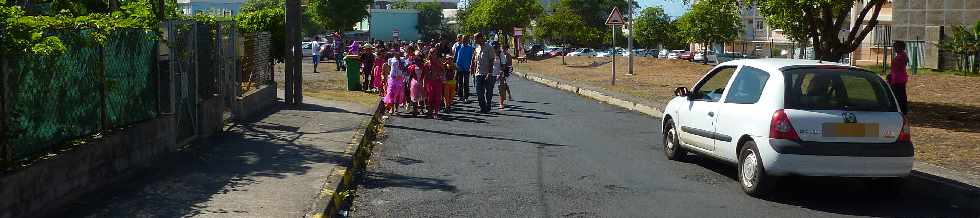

[548,47,572,57]
[595,49,613,57]
[659,50,670,58]
[662,59,912,197]
[527,44,545,57]
[567,48,597,57]
[717,52,746,63]
[667,52,679,59]
[679,51,695,60]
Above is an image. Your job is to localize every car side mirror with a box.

[674,87,690,97]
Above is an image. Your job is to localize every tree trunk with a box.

[1,57,8,168]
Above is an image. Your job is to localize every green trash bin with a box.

[344,55,361,91]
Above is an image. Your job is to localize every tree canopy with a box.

[415,2,445,41]
[310,0,373,32]
[754,0,886,61]
[461,0,542,35]
[633,6,677,49]
[675,0,741,51]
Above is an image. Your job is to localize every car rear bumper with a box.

[758,139,914,177]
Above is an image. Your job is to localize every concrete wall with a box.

[893,0,980,69]
[0,116,177,218]
[231,83,277,121]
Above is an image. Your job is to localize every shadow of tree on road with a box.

[359,171,458,193]
[387,124,571,148]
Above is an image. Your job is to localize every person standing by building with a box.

[359,43,376,92]
[888,41,910,114]
[454,35,475,103]
[471,33,495,113]
[497,41,514,109]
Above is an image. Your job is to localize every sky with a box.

[637,0,689,18]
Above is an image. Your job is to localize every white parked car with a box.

[595,50,613,57]
[566,48,597,57]
[666,52,679,59]
[661,59,912,196]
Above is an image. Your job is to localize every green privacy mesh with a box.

[6,29,158,159]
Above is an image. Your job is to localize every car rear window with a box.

[783,67,897,112]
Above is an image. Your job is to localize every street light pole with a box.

[627,1,634,75]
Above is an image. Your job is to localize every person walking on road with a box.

[471,33,495,113]
[497,41,514,109]
[888,40,910,114]
[425,48,446,119]
[359,43,375,92]
[454,35,475,103]
[443,54,457,113]
[384,51,407,115]
[372,48,388,96]
[408,55,425,116]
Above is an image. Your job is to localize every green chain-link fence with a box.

[3,29,159,161]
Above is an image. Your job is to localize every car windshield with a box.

[783,67,897,112]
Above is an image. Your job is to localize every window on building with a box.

[756,20,764,30]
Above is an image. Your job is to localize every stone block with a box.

[969,0,980,9]
[927,0,943,9]
[944,0,963,9]
[927,11,944,25]
[945,11,963,25]
[910,0,925,9]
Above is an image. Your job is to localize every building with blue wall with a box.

[368,9,420,42]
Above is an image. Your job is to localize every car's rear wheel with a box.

[663,120,686,161]
[738,141,775,197]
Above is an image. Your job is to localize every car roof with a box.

[721,58,852,73]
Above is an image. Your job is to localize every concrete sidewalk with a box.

[54,96,376,217]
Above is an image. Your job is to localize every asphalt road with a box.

[350,76,978,217]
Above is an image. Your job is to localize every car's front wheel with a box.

[663,120,686,161]
[738,141,776,197]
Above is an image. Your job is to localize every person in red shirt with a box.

[888,41,909,114]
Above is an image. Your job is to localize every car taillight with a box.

[770,109,801,141]
[898,115,912,143]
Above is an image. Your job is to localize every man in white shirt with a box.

[471,33,496,113]
[311,36,321,73]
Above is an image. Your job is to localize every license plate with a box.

[822,123,880,137]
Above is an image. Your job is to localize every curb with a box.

[515,70,979,211]
[513,71,663,117]
[306,101,386,218]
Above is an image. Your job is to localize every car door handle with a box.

[708,112,714,117]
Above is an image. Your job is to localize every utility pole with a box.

[627,1,634,75]
[284,0,303,104]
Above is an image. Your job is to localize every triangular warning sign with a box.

[606,7,625,26]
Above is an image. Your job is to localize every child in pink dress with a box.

[372,52,386,96]
[408,57,426,115]
[383,52,407,114]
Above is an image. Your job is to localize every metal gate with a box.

[166,21,200,143]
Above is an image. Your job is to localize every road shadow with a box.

[52,100,361,217]
[359,171,457,193]
[908,101,980,133]
[676,153,979,217]
[386,124,571,147]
